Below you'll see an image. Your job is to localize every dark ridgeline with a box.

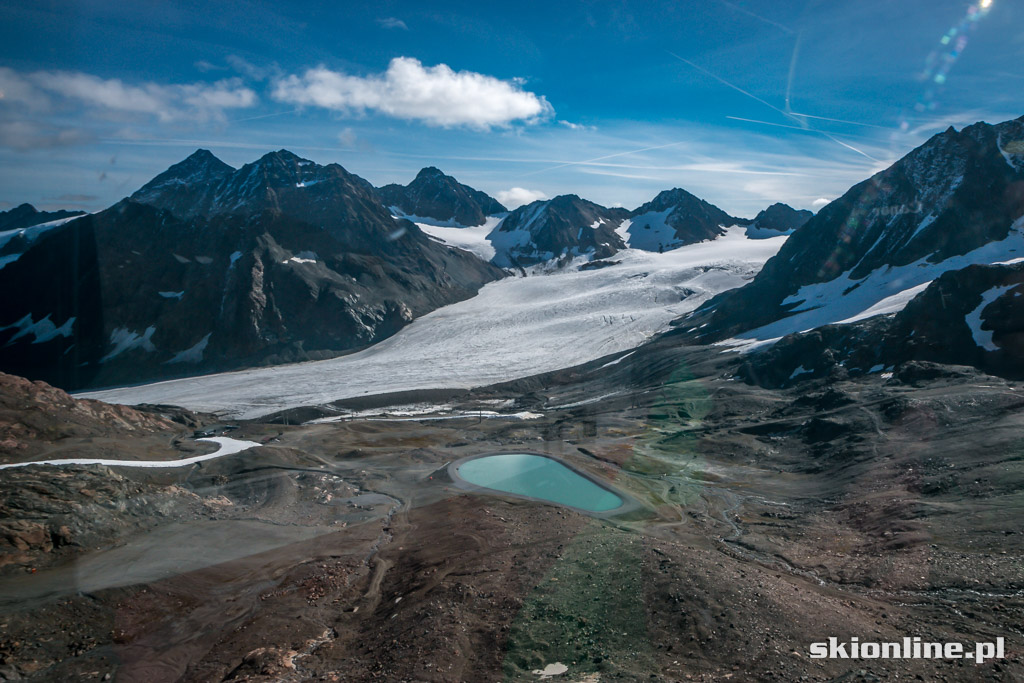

[747,203,813,235]
[377,166,506,227]
[627,187,748,249]
[0,204,85,232]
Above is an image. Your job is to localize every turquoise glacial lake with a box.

[456,453,623,512]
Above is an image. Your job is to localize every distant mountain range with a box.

[0,150,502,390]
[7,114,1022,393]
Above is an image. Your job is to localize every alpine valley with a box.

[1,115,1024,682]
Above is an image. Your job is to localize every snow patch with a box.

[166,333,211,364]
[0,436,260,470]
[965,285,1015,352]
[837,281,932,324]
[283,251,318,265]
[417,217,500,261]
[102,326,156,362]
[788,365,813,380]
[1,313,76,345]
[625,208,677,251]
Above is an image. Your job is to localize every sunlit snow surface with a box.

[80,228,784,419]
[415,216,500,262]
[725,217,1024,343]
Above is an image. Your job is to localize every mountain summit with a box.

[487,195,629,268]
[624,188,746,251]
[378,167,506,226]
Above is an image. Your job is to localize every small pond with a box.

[453,453,624,513]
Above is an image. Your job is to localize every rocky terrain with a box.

[2,114,1024,683]
[487,194,629,268]
[0,340,1021,681]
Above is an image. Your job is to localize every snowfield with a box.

[80,228,786,419]
[415,216,501,262]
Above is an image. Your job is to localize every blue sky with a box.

[1,0,1022,217]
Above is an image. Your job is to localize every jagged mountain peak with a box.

[140,149,233,181]
[414,166,446,179]
[625,187,741,251]
[488,194,627,268]
[255,149,309,166]
[0,203,86,233]
[378,166,506,227]
[746,203,813,238]
[641,187,702,210]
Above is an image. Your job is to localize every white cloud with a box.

[28,71,256,122]
[496,187,548,209]
[377,17,408,30]
[271,57,553,129]
[811,197,832,211]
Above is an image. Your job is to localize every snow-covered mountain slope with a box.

[735,259,1024,387]
[714,216,1024,345]
[80,228,786,418]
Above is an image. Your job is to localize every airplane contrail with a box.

[671,52,884,162]
[518,140,689,177]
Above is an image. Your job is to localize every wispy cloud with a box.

[0,67,257,124]
[271,57,553,129]
[558,120,596,131]
[377,17,409,30]
[0,120,92,151]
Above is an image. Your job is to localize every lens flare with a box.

[901,0,995,127]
